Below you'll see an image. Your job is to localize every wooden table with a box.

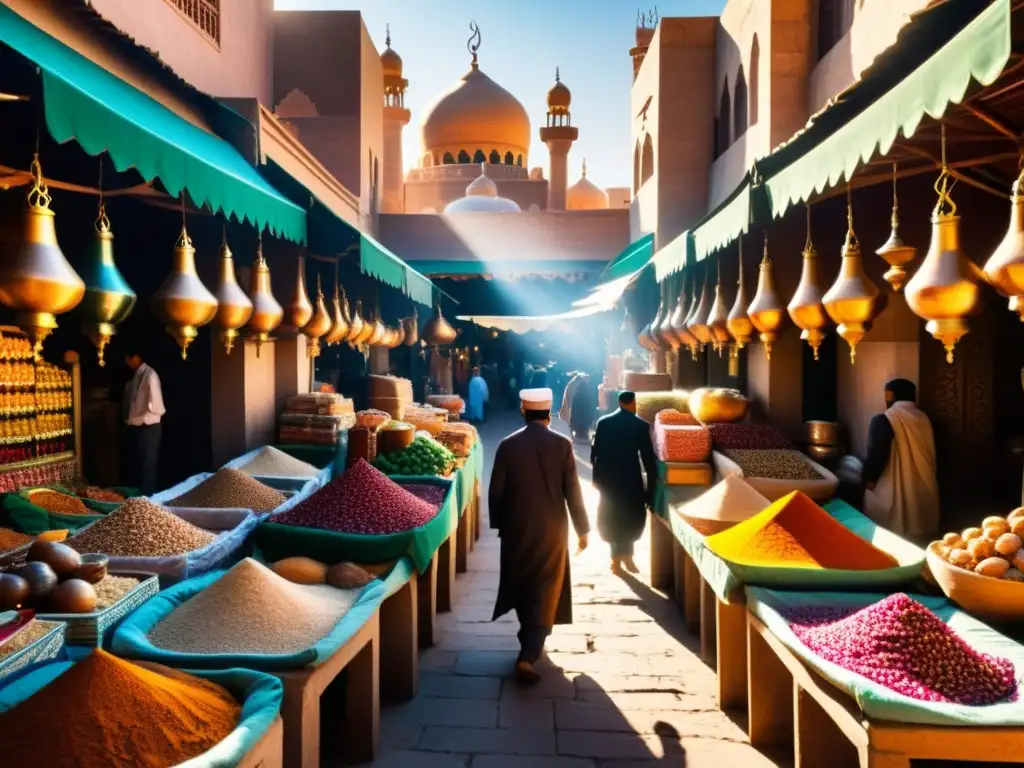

[238,715,284,768]
[437,532,456,613]
[417,553,438,648]
[473,479,482,542]
[276,611,380,768]
[456,509,470,574]
[380,572,418,702]
[649,512,675,593]
[747,612,1024,768]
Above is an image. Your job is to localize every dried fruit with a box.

[996,533,1022,557]
[976,557,1010,579]
[942,532,965,549]
[47,578,98,613]
[984,516,1011,536]
[327,562,375,589]
[271,557,328,585]
[967,538,994,561]
[962,527,984,542]
[949,548,974,569]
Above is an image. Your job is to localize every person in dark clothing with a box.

[590,391,658,575]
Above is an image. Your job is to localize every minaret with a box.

[381,24,410,214]
[539,67,578,211]
[630,9,658,81]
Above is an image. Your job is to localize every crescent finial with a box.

[467,21,482,68]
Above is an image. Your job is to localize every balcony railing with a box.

[164,0,220,45]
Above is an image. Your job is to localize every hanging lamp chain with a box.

[846,186,859,250]
[933,122,958,217]
[95,158,111,233]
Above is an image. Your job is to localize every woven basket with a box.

[926,542,1024,623]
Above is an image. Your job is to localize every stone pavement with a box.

[372,410,787,767]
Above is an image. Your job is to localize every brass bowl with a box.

[688,387,750,424]
[806,420,840,446]
[806,443,839,463]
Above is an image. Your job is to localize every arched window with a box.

[640,134,654,186]
[750,35,760,126]
[489,149,500,164]
[458,150,471,164]
[633,141,641,193]
[716,78,731,156]
[504,151,514,165]
[734,66,748,139]
[473,149,486,163]
[516,154,523,167]
[443,152,455,165]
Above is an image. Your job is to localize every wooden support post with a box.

[863,754,911,768]
[649,513,674,592]
[699,578,716,664]
[473,480,482,541]
[715,597,747,711]
[794,682,859,768]
[239,716,284,768]
[672,539,686,612]
[456,512,469,573]
[683,551,700,635]
[380,575,419,702]
[437,533,456,612]
[747,613,793,749]
[417,554,438,648]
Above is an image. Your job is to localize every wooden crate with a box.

[380,571,418,702]
[239,715,284,768]
[746,612,1024,768]
[662,461,713,486]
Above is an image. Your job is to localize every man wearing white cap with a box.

[490,387,589,685]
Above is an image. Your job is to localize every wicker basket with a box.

[926,542,1024,623]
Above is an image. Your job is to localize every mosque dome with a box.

[381,25,403,76]
[547,68,571,111]
[567,160,609,210]
[444,164,522,214]
[421,63,531,160]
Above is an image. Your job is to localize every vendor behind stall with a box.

[862,378,940,538]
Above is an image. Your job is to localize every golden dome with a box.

[420,64,531,159]
[381,24,402,77]
[567,160,609,211]
[547,67,571,111]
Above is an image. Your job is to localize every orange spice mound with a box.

[706,491,898,570]
[0,649,240,767]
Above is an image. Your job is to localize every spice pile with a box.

[709,423,792,451]
[373,436,455,477]
[27,489,91,515]
[655,424,711,463]
[148,558,358,655]
[168,468,285,512]
[67,498,214,557]
[273,460,442,535]
[707,491,898,570]
[0,649,240,767]
[0,526,33,554]
[724,449,822,481]
[236,446,320,478]
[77,487,125,503]
[675,476,771,536]
[935,511,1024,581]
[784,594,1017,705]
[656,409,699,427]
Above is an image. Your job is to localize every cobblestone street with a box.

[372,410,786,767]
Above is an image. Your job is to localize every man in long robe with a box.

[590,391,658,574]
[490,387,589,685]
[467,367,489,423]
[862,378,940,538]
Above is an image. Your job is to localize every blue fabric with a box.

[467,377,488,422]
[747,587,1024,726]
[111,567,387,671]
[380,557,416,599]
[0,660,283,768]
[221,446,331,493]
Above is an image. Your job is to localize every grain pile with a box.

[237,447,320,478]
[785,593,1017,705]
[675,476,771,536]
[0,526,33,554]
[67,498,214,557]
[93,575,141,610]
[0,619,61,662]
[725,449,822,481]
[272,460,441,535]
[168,468,285,512]
[29,489,91,515]
[148,558,358,654]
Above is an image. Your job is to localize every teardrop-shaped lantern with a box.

[637,321,656,351]
[302,275,332,359]
[246,238,283,357]
[788,205,830,361]
[906,161,981,364]
[671,272,698,359]
[366,303,386,347]
[658,282,680,352]
[983,165,1024,318]
[78,200,136,367]
[151,223,218,360]
[876,164,917,292]
[349,299,370,347]
[213,232,254,355]
[422,302,457,347]
[324,281,349,346]
[823,193,885,365]
[727,237,754,352]
[403,306,420,346]
[285,256,313,332]
[708,259,731,357]
[688,264,714,346]
[0,154,86,357]
[646,293,666,351]
[747,237,788,361]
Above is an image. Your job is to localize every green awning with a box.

[693,181,751,261]
[764,0,1011,217]
[653,231,695,282]
[361,233,435,307]
[0,5,306,243]
[415,260,608,277]
[598,233,655,282]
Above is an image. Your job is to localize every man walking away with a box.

[467,366,489,423]
[490,388,589,686]
[122,346,165,495]
[591,391,657,575]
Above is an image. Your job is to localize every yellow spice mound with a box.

[706,491,898,570]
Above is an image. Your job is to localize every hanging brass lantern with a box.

[0,154,85,357]
[403,306,420,346]
[324,281,349,346]
[984,163,1024,319]
[670,271,698,360]
[708,258,732,357]
[366,303,387,347]
[213,231,254,355]
[246,238,283,357]
[78,200,136,367]
[787,205,830,361]
[284,255,313,332]
[823,191,885,365]
[653,286,673,350]
[350,299,372,347]
[151,221,217,360]
[905,158,981,364]
[747,236,788,361]
[422,302,457,347]
[658,283,680,352]
[301,275,332,358]
[727,237,754,358]
[876,164,917,292]
[688,263,714,347]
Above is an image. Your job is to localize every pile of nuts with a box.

[724,449,821,481]
[935,510,1024,580]
[67,498,215,557]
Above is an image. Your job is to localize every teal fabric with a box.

[747,587,1024,726]
[0,661,283,768]
[657,487,925,602]
[413,260,609,277]
[0,6,306,243]
[254,476,457,572]
[380,556,416,598]
[110,568,387,671]
[599,233,655,283]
